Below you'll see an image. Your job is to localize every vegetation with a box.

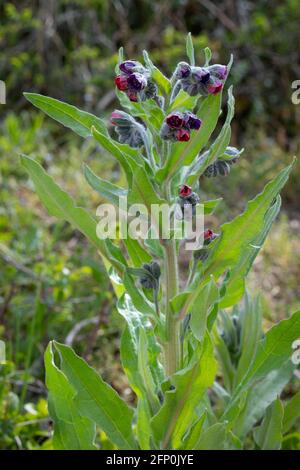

[0,1,299,451]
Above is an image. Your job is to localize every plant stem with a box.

[163,182,181,376]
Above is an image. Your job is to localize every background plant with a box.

[16,34,300,450]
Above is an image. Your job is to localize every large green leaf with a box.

[220,196,282,308]
[223,309,300,421]
[45,343,96,450]
[24,93,107,138]
[84,163,127,206]
[143,50,171,95]
[52,341,137,450]
[195,423,227,450]
[235,293,263,385]
[21,155,125,272]
[233,362,294,439]
[253,399,284,450]
[151,333,217,449]
[190,279,219,341]
[283,392,300,434]
[178,161,294,320]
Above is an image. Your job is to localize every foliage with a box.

[20,34,300,450]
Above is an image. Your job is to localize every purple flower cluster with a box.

[174,62,227,97]
[160,111,202,142]
[115,60,157,102]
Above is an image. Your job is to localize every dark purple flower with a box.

[127,72,147,91]
[184,112,202,130]
[208,64,227,80]
[166,112,184,129]
[176,129,190,142]
[179,184,192,198]
[175,62,192,79]
[207,79,223,95]
[119,60,139,74]
[114,75,128,91]
[194,68,210,84]
[127,90,138,102]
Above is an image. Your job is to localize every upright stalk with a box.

[163,182,181,376]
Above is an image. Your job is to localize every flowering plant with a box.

[21,34,299,450]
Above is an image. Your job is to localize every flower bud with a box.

[119,60,139,74]
[176,129,190,142]
[115,75,128,91]
[184,112,202,130]
[166,112,185,129]
[207,78,223,95]
[140,261,161,289]
[127,90,138,102]
[110,110,145,148]
[175,62,192,79]
[194,67,211,84]
[128,72,147,91]
[179,184,192,198]
[207,64,227,80]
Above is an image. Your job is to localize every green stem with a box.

[163,182,181,376]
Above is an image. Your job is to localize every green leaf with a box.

[118,294,163,399]
[195,423,227,450]
[204,47,212,66]
[186,32,195,66]
[223,309,300,421]
[21,155,123,272]
[283,392,300,434]
[45,343,96,450]
[253,399,284,450]
[187,86,235,185]
[234,362,294,439]
[235,293,263,385]
[220,196,281,308]
[52,341,137,450]
[169,89,199,112]
[151,333,217,449]
[180,413,206,450]
[24,93,107,138]
[190,279,219,341]
[143,50,171,95]
[84,164,127,206]
[179,161,294,321]
[91,127,134,185]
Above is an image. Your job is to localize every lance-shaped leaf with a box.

[151,333,217,449]
[194,422,227,450]
[220,196,282,308]
[52,341,137,450]
[118,294,163,398]
[24,93,107,138]
[190,279,219,341]
[222,309,300,422]
[253,399,284,450]
[234,362,294,439]
[186,32,195,66]
[84,164,127,206]
[143,50,171,95]
[187,86,235,185]
[21,155,124,272]
[283,392,300,434]
[45,343,96,450]
[179,161,294,320]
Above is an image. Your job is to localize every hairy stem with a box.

[163,182,181,376]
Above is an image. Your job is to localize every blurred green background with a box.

[0,0,299,449]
